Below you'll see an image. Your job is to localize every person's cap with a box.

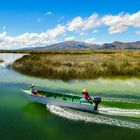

[82,89,87,92]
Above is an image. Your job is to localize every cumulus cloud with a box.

[46,11,52,15]
[65,36,75,41]
[83,14,101,30]
[85,37,95,44]
[1,11,140,49]
[67,14,100,34]
[102,12,140,34]
[0,31,6,38]
[0,24,65,49]
[45,24,66,39]
[67,16,83,32]
[67,11,140,34]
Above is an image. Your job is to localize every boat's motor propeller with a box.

[93,96,101,111]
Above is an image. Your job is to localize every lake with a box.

[0,53,140,140]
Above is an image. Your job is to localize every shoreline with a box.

[0,49,140,54]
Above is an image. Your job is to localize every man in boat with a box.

[30,84,45,97]
[80,89,93,104]
[30,84,37,95]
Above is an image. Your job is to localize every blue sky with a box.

[0,0,140,49]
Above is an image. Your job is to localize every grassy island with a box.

[11,50,140,80]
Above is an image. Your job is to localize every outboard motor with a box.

[93,96,101,111]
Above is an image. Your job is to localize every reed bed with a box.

[0,59,3,63]
[12,51,140,80]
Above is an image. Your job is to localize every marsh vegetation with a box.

[12,50,140,80]
[0,59,3,63]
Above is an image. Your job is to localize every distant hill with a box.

[20,41,140,50]
[20,41,101,50]
[102,41,140,50]
[42,41,101,50]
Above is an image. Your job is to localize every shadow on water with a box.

[22,102,49,116]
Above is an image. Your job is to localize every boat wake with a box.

[46,105,140,129]
[99,107,140,117]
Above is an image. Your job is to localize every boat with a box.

[22,89,101,112]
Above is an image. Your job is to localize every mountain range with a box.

[21,41,140,50]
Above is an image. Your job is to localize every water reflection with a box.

[0,53,25,68]
[0,53,140,97]
[0,53,140,131]
[0,54,140,111]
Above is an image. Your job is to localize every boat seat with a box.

[45,93,49,97]
[72,96,74,102]
[63,95,66,101]
[54,94,56,98]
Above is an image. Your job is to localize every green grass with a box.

[12,50,140,80]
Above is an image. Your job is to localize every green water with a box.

[0,53,140,140]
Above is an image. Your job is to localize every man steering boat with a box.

[80,89,93,104]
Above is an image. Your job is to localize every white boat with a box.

[22,89,101,112]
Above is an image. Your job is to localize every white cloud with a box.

[1,11,140,49]
[79,32,86,36]
[85,37,95,44]
[45,24,66,39]
[108,25,127,34]
[65,36,75,41]
[67,14,100,34]
[83,14,101,30]
[46,11,52,15]
[67,16,83,32]
[67,11,140,35]
[102,12,140,34]
[0,24,66,49]
[0,31,6,38]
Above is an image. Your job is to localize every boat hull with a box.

[25,92,95,112]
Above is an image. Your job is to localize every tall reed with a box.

[0,59,3,63]
[12,51,140,80]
